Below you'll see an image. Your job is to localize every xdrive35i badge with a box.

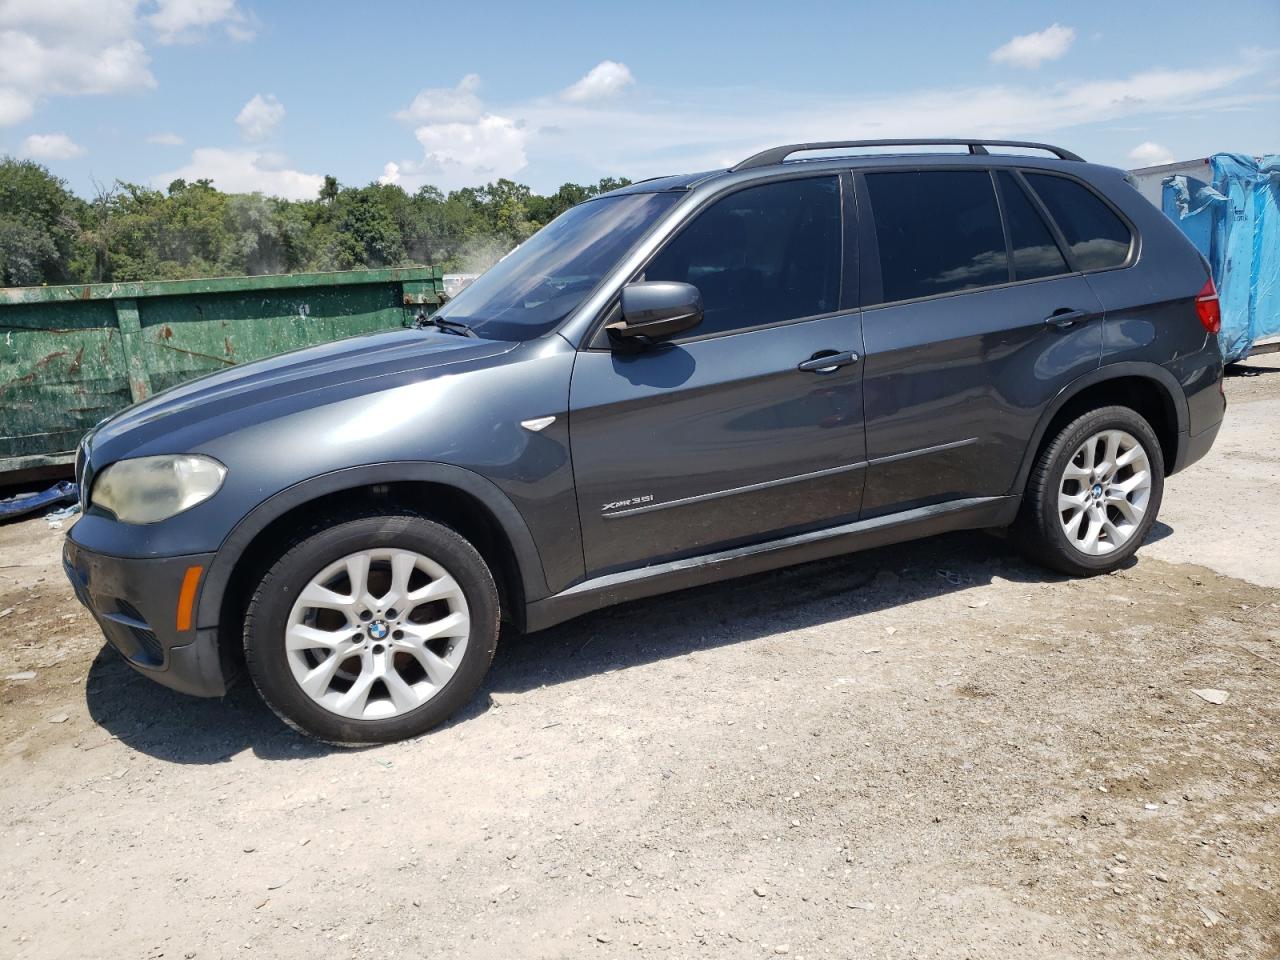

[602,494,655,513]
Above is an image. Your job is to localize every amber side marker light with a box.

[176,565,203,632]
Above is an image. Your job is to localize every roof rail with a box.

[730,139,1084,171]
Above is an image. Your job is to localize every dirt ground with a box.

[1,359,1277,960]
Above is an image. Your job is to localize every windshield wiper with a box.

[414,311,478,338]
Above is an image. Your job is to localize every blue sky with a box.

[2,0,1277,200]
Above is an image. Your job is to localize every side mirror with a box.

[608,281,703,348]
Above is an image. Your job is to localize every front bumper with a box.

[63,536,229,697]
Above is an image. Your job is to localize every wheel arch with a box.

[196,463,550,648]
[1014,362,1188,495]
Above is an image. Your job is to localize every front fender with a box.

[194,461,552,632]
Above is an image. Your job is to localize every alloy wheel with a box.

[1058,428,1152,556]
[284,548,470,720]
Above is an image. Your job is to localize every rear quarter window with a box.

[865,170,1009,303]
[1023,173,1133,271]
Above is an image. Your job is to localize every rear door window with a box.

[643,176,842,337]
[996,171,1070,281]
[865,170,1008,303]
[1023,173,1133,270]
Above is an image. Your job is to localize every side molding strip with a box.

[868,436,978,466]
[603,460,867,519]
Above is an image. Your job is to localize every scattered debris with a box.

[1191,688,1229,705]
[4,671,35,682]
[47,713,69,724]
[45,503,81,528]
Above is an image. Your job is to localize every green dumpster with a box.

[0,266,446,480]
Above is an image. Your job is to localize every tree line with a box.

[0,156,630,288]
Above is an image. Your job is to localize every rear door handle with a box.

[1045,308,1091,329]
[798,350,860,373]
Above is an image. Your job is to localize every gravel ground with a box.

[1,359,1277,960]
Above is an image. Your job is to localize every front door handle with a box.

[798,350,860,373]
[1045,308,1091,329]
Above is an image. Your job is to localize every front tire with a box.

[1013,406,1165,577]
[244,514,499,745]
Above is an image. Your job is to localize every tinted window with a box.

[644,177,841,336]
[867,171,1008,303]
[997,171,1070,281]
[437,192,680,341]
[1024,173,1132,270]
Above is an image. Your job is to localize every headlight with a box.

[91,455,227,524]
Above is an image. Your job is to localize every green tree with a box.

[0,158,87,286]
[0,156,635,287]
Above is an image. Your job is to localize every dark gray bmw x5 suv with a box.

[64,139,1226,743]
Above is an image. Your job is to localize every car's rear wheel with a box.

[244,514,499,744]
[1013,405,1165,577]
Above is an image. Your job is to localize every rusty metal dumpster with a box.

[0,266,445,480]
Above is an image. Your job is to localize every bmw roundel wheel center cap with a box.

[367,619,390,641]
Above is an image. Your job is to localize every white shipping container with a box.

[1128,157,1213,207]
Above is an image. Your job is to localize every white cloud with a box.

[235,93,284,142]
[0,87,34,125]
[990,23,1077,69]
[0,0,254,125]
[147,131,185,145]
[389,74,529,189]
[412,114,528,189]
[506,52,1273,184]
[155,147,323,199]
[396,74,483,123]
[0,0,154,119]
[378,50,1272,191]
[20,131,84,159]
[377,161,401,186]
[146,0,253,44]
[1128,141,1175,166]
[561,60,634,102]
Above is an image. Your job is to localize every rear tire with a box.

[1013,405,1165,577]
[243,514,499,745]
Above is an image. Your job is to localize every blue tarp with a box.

[1161,153,1280,362]
[0,481,78,521]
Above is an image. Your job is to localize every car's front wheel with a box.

[243,514,499,744]
[1013,405,1165,577]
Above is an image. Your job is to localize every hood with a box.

[88,328,517,463]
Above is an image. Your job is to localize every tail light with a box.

[1196,277,1221,335]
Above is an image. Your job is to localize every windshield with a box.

[435,192,680,341]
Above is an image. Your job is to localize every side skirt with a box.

[524,495,1020,632]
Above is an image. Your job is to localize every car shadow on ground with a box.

[468,530,1094,709]
[83,646,338,763]
[85,527,1138,763]
[1227,361,1279,378]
